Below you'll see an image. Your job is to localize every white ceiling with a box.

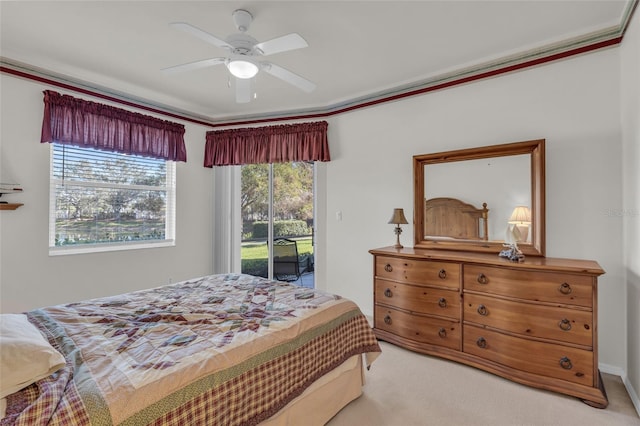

[0,1,634,125]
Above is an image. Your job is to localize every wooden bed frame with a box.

[424,197,489,240]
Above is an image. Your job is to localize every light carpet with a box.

[328,341,639,426]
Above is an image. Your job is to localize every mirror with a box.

[413,139,545,256]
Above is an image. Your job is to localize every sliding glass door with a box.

[240,162,314,287]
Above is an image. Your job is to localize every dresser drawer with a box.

[464,293,593,347]
[375,256,460,289]
[375,305,460,350]
[463,265,593,307]
[375,279,460,319]
[463,325,594,386]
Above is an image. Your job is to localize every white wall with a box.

[323,48,626,370]
[0,76,215,312]
[621,5,640,411]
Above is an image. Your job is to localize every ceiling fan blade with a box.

[262,63,316,93]
[235,78,253,103]
[170,22,233,50]
[254,33,308,56]
[161,57,226,74]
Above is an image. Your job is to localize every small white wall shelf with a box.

[0,187,24,210]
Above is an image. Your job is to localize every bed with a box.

[0,273,381,425]
[424,197,489,240]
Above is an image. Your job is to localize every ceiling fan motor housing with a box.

[226,34,259,56]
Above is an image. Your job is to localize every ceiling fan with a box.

[162,9,316,103]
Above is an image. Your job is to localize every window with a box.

[49,143,175,255]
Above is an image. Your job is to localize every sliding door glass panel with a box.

[240,162,314,287]
[240,164,269,278]
[273,162,314,287]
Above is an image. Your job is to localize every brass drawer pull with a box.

[559,356,573,370]
[438,269,447,279]
[558,318,572,331]
[384,288,392,298]
[476,337,487,349]
[384,264,393,273]
[384,315,392,325]
[477,273,488,284]
[438,327,447,338]
[558,282,572,295]
[477,304,488,316]
[438,297,447,308]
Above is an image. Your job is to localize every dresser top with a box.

[369,246,605,276]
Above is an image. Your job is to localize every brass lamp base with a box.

[393,225,404,249]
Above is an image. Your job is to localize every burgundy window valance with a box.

[204,121,330,167]
[40,90,187,162]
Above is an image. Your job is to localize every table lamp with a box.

[509,206,531,243]
[388,208,409,248]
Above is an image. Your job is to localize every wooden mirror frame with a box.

[413,139,546,256]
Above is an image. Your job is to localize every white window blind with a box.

[49,143,175,255]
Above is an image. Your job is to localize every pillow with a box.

[0,313,66,398]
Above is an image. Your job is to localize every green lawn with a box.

[241,237,313,278]
[241,237,313,260]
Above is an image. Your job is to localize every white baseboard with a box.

[623,375,640,418]
[599,362,640,417]
[599,362,625,376]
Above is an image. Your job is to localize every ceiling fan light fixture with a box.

[227,59,259,79]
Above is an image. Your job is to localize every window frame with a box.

[48,143,176,256]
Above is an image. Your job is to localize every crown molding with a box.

[1,0,637,128]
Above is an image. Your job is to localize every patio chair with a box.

[272,238,307,283]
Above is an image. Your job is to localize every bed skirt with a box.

[261,354,364,425]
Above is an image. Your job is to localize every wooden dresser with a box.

[370,246,608,408]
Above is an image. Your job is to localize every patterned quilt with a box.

[2,274,380,425]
